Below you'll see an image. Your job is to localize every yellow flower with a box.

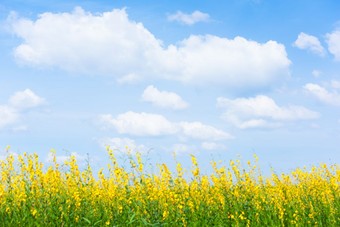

[32,209,37,216]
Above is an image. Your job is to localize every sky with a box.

[1,0,340,175]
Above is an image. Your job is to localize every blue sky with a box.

[1,0,340,174]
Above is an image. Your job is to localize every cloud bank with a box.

[217,95,320,129]
[10,7,291,88]
[97,111,233,141]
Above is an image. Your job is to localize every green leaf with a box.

[127,213,137,224]
[93,220,102,226]
[82,217,91,224]
[141,218,148,225]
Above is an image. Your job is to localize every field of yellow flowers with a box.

[0,146,339,226]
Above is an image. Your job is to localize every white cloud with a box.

[8,89,46,110]
[326,28,340,61]
[141,85,188,110]
[98,112,179,136]
[161,35,290,87]
[0,106,19,128]
[0,89,46,130]
[304,83,340,106]
[117,73,142,84]
[97,111,232,141]
[97,137,148,154]
[201,142,226,151]
[11,7,162,77]
[10,7,291,88]
[217,95,320,129]
[179,121,233,140]
[293,32,326,56]
[167,10,210,25]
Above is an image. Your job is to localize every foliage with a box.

[0,146,339,226]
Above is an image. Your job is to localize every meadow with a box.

[0,146,339,226]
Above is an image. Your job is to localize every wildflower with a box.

[32,209,37,216]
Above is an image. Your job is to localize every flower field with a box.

[0,146,339,226]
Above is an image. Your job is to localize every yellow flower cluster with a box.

[0,146,339,226]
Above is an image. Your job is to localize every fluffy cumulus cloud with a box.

[10,7,291,88]
[0,89,46,129]
[8,89,46,110]
[304,82,340,106]
[98,112,178,136]
[217,95,320,129]
[97,137,148,154]
[179,121,233,140]
[141,85,188,110]
[10,7,163,76]
[294,32,326,56]
[142,85,188,110]
[167,10,210,25]
[161,35,290,87]
[326,28,340,61]
[97,111,232,141]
